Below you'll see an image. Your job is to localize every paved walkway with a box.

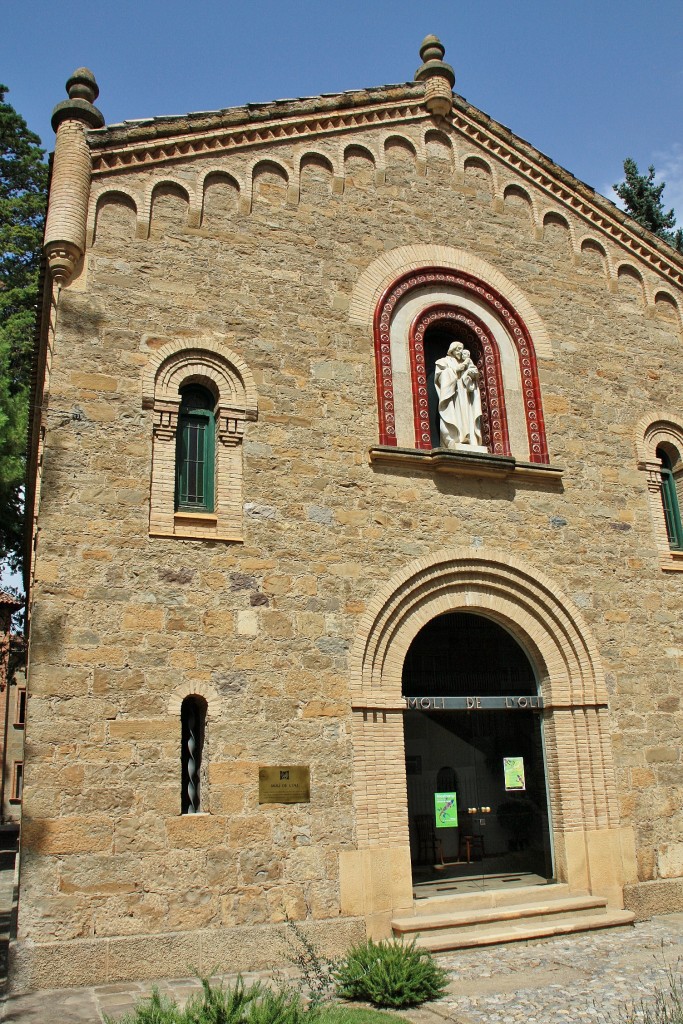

[1,915,682,1023]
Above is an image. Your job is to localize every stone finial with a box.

[415,35,455,117]
[66,67,100,104]
[51,67,104,132]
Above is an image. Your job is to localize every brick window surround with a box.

[142,339,258,542]
[636,414,683,572]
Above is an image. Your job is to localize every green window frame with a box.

[175,387,215,513]
[658,447,683,550]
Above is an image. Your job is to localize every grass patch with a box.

[317,1007,400,1023]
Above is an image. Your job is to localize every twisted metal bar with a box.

[186,703,199,813]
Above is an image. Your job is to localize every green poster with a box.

[504,756,526,791]
[434,792,458,828]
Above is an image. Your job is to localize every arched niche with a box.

[463,155,494,200]
[93,191,137,243]
[580,237,609,279]
[424,129,453,182]
[372,267,549,463]
[252,160,289,207]
[201,172,239,230]
[617,264,646,305]
[384,136,417,185]
[503,184,534,230]
[344,145,376,188]
[150,181,190,236]
[543,211,572,257]
[299,153,334,200]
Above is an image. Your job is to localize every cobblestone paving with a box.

[436,915,683,1024]
[1,916,682,1023]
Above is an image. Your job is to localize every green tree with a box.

[0,85,48,572]
[614,158,683,253]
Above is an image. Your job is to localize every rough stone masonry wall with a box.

[17,120,683,986]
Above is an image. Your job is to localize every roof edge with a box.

[86,81,423,148]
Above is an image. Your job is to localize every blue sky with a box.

[3,0,683,216]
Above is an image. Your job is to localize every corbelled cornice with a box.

[449,95,683,288]
[87,83,424,169]
[85,82,683,289]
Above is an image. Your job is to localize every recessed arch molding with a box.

[347,548,623,866]
[372,267,549,461]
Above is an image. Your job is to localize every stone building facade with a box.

[14,39,683,991]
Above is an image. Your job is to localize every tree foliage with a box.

[0,84,48,572]
[614,158,683,254]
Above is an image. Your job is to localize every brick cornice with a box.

[89,97,426,176]
[450,99,683,288]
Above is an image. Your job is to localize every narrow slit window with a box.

[10,762,23,803]
[14,687,26,727]
[181,695,207,814]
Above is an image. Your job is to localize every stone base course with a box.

[9,916,364,993]
[624,878,683,919]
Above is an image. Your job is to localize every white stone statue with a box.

[434,341,484,450]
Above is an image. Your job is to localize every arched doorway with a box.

[402,613,553,896]
[342,550,635,936]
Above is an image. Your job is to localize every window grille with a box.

[175,386,215,512]
[181,695,207,814]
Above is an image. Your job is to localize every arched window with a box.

[181,695,207,814]
[142,339,258,542]
[636,415,683,570]
[657,445,683,550]
[175,385,215,512]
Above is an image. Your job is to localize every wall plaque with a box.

[259,765,310,804]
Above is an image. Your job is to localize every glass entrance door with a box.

[405,708,553,898]
[401,610,554,899]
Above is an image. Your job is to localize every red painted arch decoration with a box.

[373,267,549,463]
[410,304,511,455]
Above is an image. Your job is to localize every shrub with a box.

[106,976,309,1024]
[104,986,185,1024]
[247,987,309,1024]
[284,917,337,1009]
[182,975,261,1023]
[334,938,448,1009]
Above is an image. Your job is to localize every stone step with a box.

[405,909,636,952]
[393,894,609,936]
[413,882,573,916]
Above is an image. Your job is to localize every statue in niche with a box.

[434,341,484,449]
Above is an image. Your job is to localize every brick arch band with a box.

[374,268,549,463]
[348,549,621,854]
[410,304,511,454]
